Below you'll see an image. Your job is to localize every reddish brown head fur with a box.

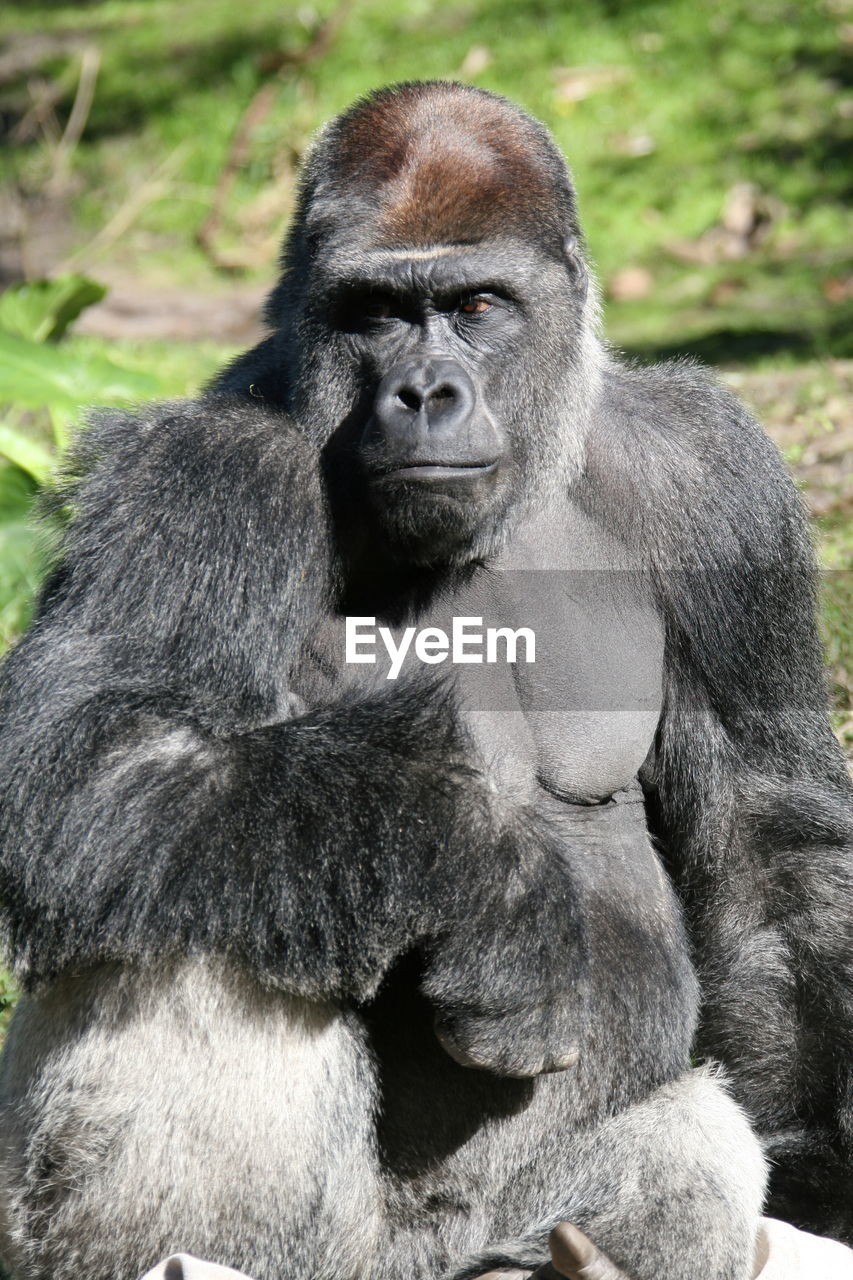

[317,82,577,250]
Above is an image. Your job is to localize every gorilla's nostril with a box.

[429,385,456,407]
[396,387,422,413]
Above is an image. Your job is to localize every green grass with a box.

[2,0,850,359]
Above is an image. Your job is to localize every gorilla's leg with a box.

[443,1068,767,1280]
[0,960,382,1280]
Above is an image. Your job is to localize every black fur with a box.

[0,81,849,1280]
[0,397,695,1096]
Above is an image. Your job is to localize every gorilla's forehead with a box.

[313,240,546,295]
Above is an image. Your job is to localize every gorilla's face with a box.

[263,83,599,574]
[326,244,522,566]
[289,238,591,571]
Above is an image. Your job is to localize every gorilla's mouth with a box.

[382,461,500,482]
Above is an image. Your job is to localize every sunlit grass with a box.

[1,0,849,355]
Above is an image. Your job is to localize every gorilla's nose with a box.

[374,357,476,442]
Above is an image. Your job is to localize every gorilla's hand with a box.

[475,1225,635,1280]
[421,790,695,1087]
[432,998,582,1079]
[541,1224,635,1280]
[421,816,587,1078]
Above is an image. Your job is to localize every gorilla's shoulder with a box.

[59,396,319,505]
[598,356,779,461]
[36,397,330,638]
[207,335,283,401]
[593,356,797,504]
[584,357,809,568]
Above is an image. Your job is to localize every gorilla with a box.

[0,81,851,1280]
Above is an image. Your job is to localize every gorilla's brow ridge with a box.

[378,246,468,260]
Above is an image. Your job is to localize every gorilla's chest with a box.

[448,557,664,802]
[326,501,664,805]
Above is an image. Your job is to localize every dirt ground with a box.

[75,275,270,345]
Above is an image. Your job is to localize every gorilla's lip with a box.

[381,461,500,482]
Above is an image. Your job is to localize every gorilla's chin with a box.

[367,476,511,568]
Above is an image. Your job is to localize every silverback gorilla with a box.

[1,81,852,1280]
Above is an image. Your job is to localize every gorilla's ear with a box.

[563,235,589,302]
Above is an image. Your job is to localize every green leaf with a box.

[49,405,75,452]
[0,458,37,520]
[0,329,161,411]
[0,461,41,649]
[0,275,108,343]
[0,424,54,484]
[0,966,19,1039]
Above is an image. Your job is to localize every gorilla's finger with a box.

[548,1223,634,1280]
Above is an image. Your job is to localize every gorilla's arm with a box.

[586,361,853,1240]
[0,399,598,1075]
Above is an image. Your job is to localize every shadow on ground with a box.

[622,314,853,367]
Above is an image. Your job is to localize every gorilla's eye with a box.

[331,289,402,332]
[363,295,395,320]
[459,296,492,315]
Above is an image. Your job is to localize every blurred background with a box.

[0,0,850,738]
